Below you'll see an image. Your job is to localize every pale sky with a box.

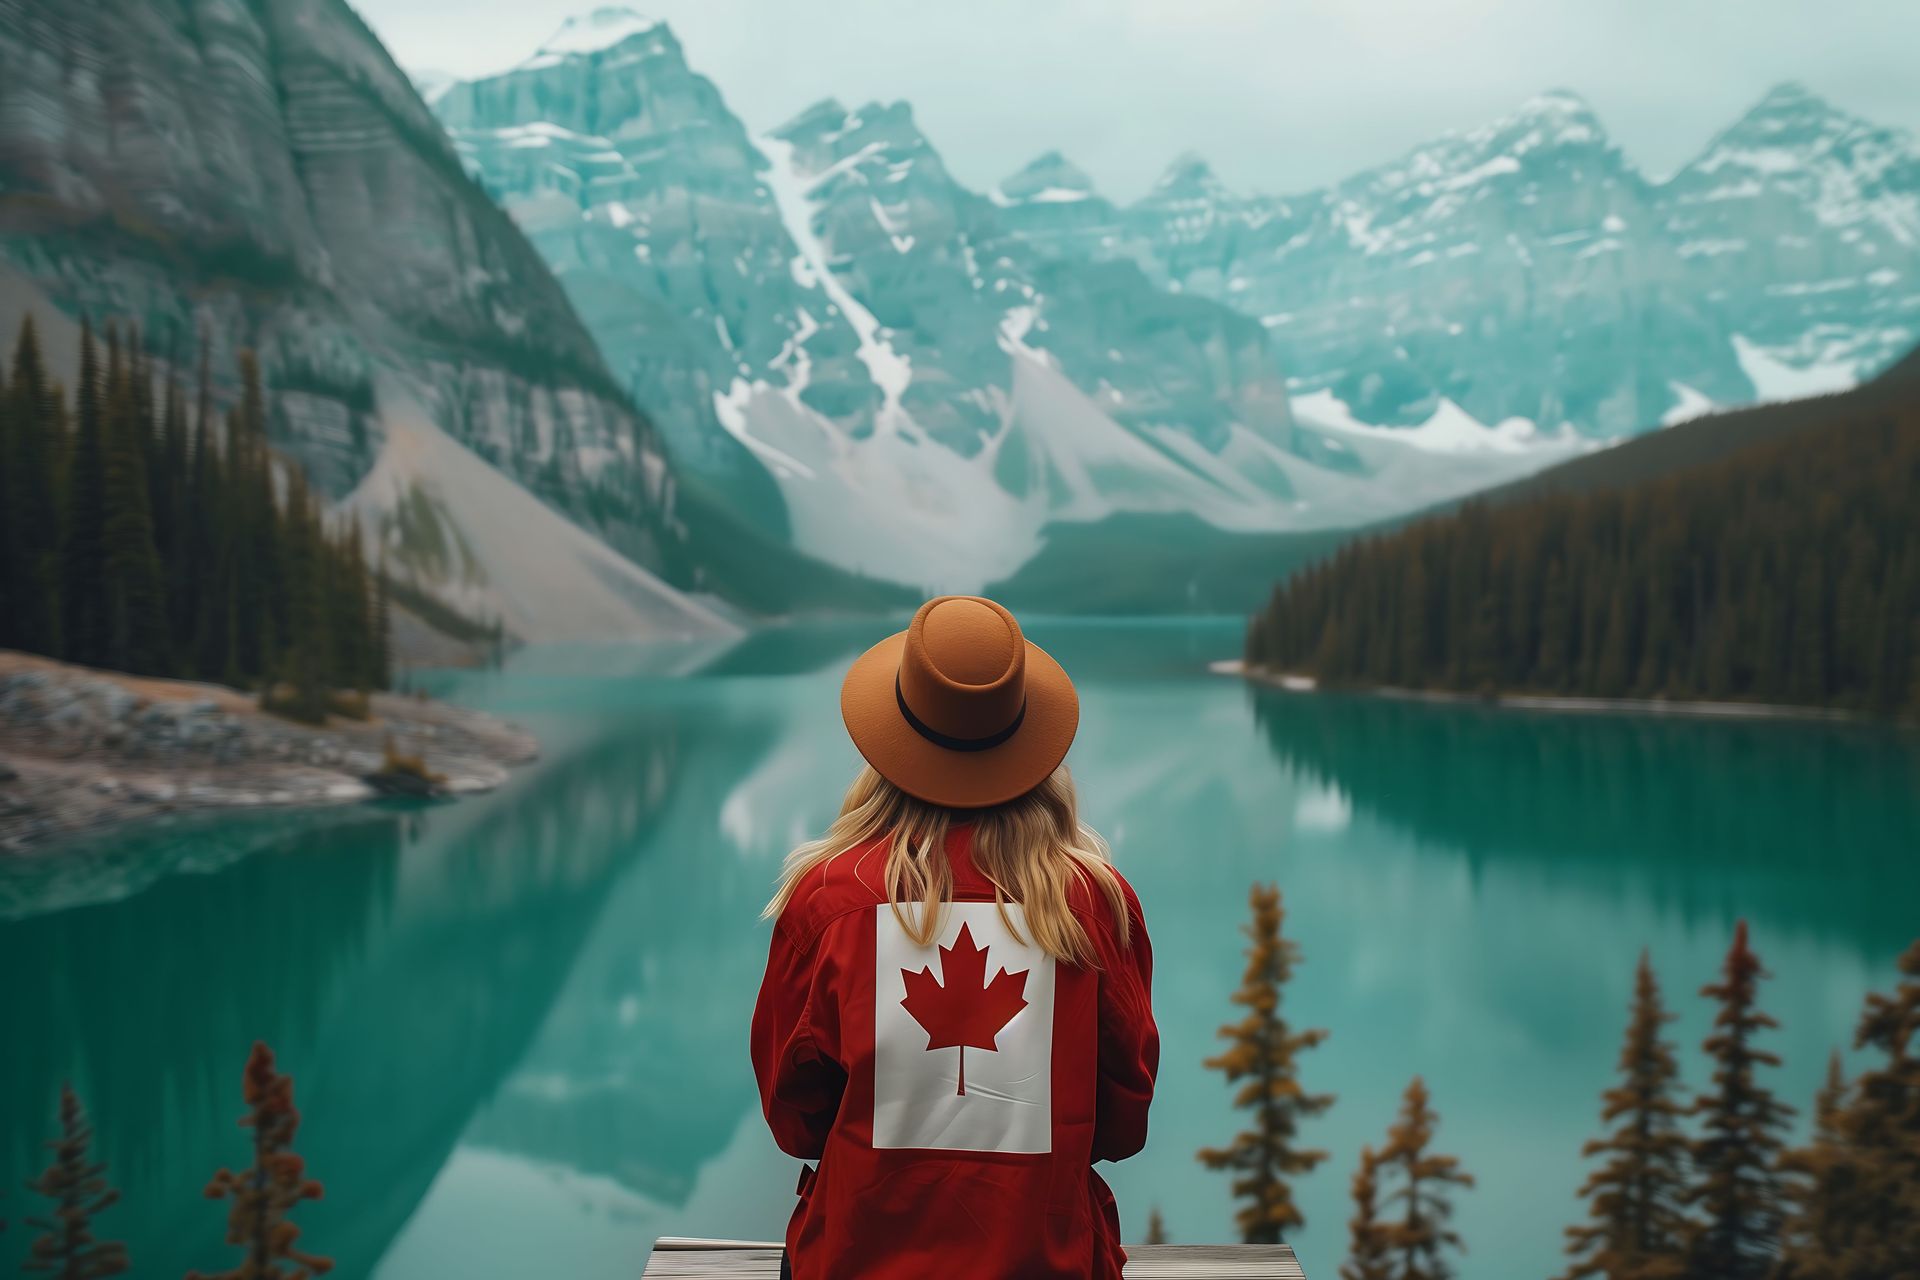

[354,0,1919,201]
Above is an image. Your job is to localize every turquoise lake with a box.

[4,619,1918,1279]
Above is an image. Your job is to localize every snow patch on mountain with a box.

[1291,390,1540,454]
[711,378,1033,590]
[1661,383,1717,426]
[1731,335,1859,401]
[530,7,660,61]
[755,133,914,433]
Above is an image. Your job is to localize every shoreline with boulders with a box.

[0,650,538,853]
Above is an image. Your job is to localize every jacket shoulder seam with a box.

[784,898,875,953]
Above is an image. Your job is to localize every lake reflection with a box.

[2,620,1915,1280]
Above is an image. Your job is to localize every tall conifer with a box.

[7,320,63,655]
[1198,883,1334,1242]
[1683,921,1792,1280]
[1560,952,1690,1280]
[1836,940,1920,1269]
[99,325,169,674]
[61,319,109,666]
[373,549,393,690]
[1341,1145,1394,1280]
[1378,1076,1474,1280]
[1776,942,1920,1277]
[188,1042,332,1280]
[1,350,11,643]
[1775,1051,1854,1279]
[21,1083,130,1279]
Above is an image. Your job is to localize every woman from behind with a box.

[752,595,1158,1279]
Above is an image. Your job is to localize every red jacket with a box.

[751,825,1158,1279]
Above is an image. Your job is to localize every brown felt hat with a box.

[841,596,1079,809]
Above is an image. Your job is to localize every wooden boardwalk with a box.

[644,1237,1305,1278]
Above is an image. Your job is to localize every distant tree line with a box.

[1245,407,1920,718]
[1195,885,1920,1279]
[0,317,389,718]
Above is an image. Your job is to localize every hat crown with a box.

[839,593,1079,807]
[919,597,1020,686]
[899,597,1026,741]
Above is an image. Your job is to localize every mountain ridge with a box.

[433,9,1576,592]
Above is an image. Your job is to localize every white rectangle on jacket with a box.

[872,901,1056,1152]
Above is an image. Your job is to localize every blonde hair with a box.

[763,765,1131,968]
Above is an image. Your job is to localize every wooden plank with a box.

[644,1238,1304,1278]
[1126,1244,1304,1278]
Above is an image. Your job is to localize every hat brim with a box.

[840,629,1079,810]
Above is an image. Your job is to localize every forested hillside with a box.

[1,318,387,718]
[1245,374,1920,717]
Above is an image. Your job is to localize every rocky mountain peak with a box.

[531,7,664,61]
[1461,88,1616,164]
[1758,80,1817,107]
[773,97,851,139]
[1150,150,1228,197]
[1671,80,1919,263]
[995,150,1099,204]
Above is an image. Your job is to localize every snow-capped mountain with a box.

[1016,85,1918,438]
[433,11,1566,591]
[1661,82,1920,397]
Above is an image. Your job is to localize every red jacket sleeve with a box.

[1092,879,1158,1163]
[750,911,848,1160]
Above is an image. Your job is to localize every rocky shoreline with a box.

[0,651,539,853]
[1215,659,1876,725]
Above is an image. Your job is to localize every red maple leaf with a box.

[900,922,1030,1096]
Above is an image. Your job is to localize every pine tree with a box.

[275,471,331,723]
[1341,1145,1394,1280]
[1377,1076,1474,1280]
[10,320,65,660]
[1777,941,1920,1277]
[1,348,11,645]
[373,549,393,691]
[1683,920,1792,1280]
[188,1041,332,1280]
[185,332,224,679]
[157,357,192,639]
[1537,556,1573,691]
[7,319,64,656]
[4,314,387,697]
[1198,883,1334,1242]
[1775,1051,1854,1279]
[61,319,109,666]
[1837,939,1920,1267]
[99,325,169,674]
[21,1083,130,1278]
[1559,952,1690,1280]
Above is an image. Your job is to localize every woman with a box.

[751,595,1158,1279]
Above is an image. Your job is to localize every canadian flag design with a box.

[873,902,1056,1152]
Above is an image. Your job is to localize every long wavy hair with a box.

[763,765,1130,968]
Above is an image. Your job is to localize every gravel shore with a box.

[0,651,538,852]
